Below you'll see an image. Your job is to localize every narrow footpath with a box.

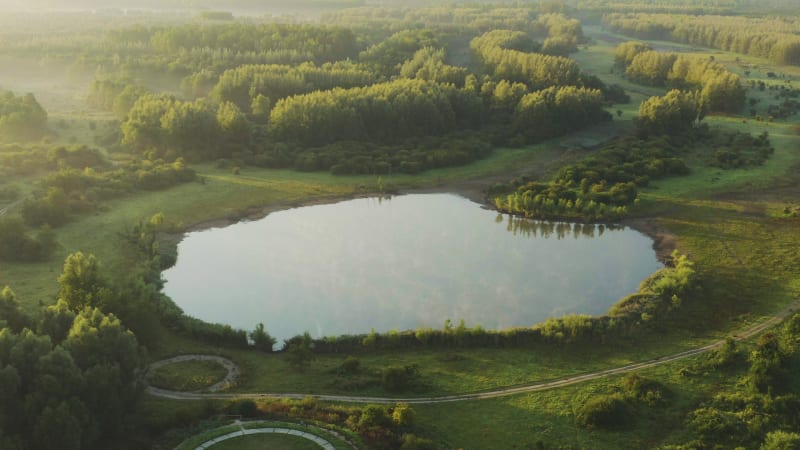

[148,298,800,405]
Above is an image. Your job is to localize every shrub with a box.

[576,394,635,429]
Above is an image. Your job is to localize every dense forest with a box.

[604,13,800,66]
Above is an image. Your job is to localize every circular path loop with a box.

[146,354,239,393]
[147,298,800,404]
[192,422,336,450]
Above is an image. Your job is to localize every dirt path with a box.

[0,199,22,217]
[147,298,800,405]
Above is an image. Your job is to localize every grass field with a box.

[207,434,323,450]
[147,359,229,392]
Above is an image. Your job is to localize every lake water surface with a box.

[163,194,662,343]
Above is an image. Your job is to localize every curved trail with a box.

[148,299,799,405]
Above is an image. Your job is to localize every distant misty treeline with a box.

[0,0,365,10]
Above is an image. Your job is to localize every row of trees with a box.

[470,29,582,89]
[0,90,47,141]
[604,13,800,66]
[267,79,481,146]
[616,42,745,113]
[122,94,250,160]
[207,61,376,113]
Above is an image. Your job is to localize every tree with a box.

[636,90,699,136]
[284,332,315,371]
[0,287,31,332]
[57,252,111,312]
[392,403,415,427]
[761,431,800,450]
[250,323,276,352]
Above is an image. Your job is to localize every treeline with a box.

[604,13,800,66]
[308,251,695,353]
[268,79,479,146]
[322,5,549,35]
[122,94,250,160]
[86,76,149,119]
[206,61,376,113]
[0,90,47,141]
[615,41,745,114]
[471,29,582,89]
[71,23,362,78]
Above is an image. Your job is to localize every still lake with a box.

[162,193,663,343]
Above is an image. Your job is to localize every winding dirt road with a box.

[147,299,799,405]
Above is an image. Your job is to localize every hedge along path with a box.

[146,354,239,392]
[147,298,800,404]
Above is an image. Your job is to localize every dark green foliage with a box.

[0,218,59,262]
[636,90,700,136]
[268,79,480,146]
[21,158,195,227]
[471,30,581,89]
[621,374,669,406]
[400,433,437,450]
[399,47,468,86]
[358,404,392,429]
[0,90,47,141]
[514,85,610,140]
[748,333,789,394]
[285,332,316,371]
[236,400,259,418]
[576,393,635,429]
[382,365,420,392]
[762,431,800,450]
[709,131,773,169]
[338,356,361,375]
[493,130,703,221]
[359,29,442,76]
[0,287,31,333]
[210,61,375,112]
[0,304,145,450]
[249,323,276,352]
[710,337,745,369]
[620,48,745,115]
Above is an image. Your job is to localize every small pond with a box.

[162,194,663,343]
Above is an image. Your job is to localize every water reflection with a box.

[500,214,621,240]
[163,194,662,342]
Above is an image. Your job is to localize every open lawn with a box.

[208,434,323,450]
[147,359,229,392]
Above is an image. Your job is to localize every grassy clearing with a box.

[411,349,746,449]
[146,359,229,392]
